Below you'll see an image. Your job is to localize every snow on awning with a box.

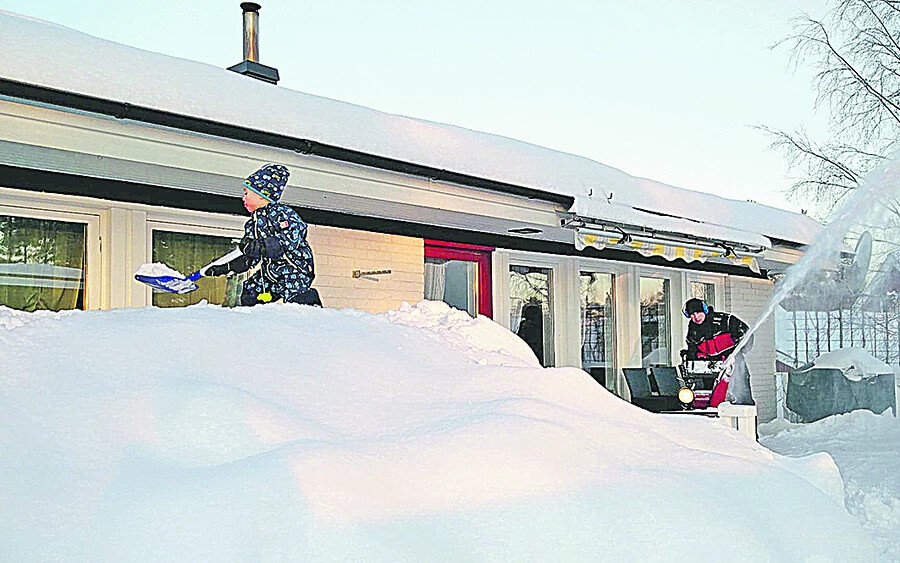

[574,228,761,273]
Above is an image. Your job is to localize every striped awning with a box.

[575,230,760,273]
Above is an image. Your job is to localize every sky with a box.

[0,0,834,214]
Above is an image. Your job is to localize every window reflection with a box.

[152,231,242,308]
[0,215,86,312]
[580,272,615,388]
[510,265,554,366]
[640,277,671,367]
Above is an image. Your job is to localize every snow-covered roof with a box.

[0,10,821,247]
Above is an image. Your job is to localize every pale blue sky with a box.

[1,0,831,214]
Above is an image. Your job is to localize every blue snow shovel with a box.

[135,249,244,294]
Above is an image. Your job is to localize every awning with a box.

[575,229,761,273]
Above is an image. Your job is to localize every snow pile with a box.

[134,262,186,278]
[0,303,875,560]
[761,410,900,561]
[384,300,540,368]
[813,348,895,381]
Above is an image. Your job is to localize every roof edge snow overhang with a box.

[0,78,574,208]
[0,166,769,279]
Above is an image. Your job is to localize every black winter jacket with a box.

[685,307,749,360]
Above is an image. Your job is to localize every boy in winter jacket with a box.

[203,164,321,307]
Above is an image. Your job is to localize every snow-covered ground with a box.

[761,411,900,561]
[0,302,878,560]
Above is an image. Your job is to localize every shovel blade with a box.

[134,274,199,294]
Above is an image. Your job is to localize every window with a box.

[151,230,242,308]
[0,214,87,311]
[690,281,716,306]
[510,265,554,366]
[580,271,615,388]
[640,277,671,367]
[424,241,493,318]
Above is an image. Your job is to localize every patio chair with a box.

[651,366,682,397]
[623,368,681,413]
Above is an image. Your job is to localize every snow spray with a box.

[728,156,900,365]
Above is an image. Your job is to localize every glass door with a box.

[580,271,616,388]
[640,277,672,367]
[510,264,554,366]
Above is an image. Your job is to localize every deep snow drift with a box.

[761,411,900,561]
[0,302,875,560]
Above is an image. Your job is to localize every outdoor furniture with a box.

[787,366,896,422]
[651,366,682,397]
[623,367,681,413]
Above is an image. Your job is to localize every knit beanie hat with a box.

[245,164,290,202]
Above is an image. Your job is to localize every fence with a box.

[777,297,900,368]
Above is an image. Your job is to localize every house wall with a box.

[725,277,777,422]
[0,187,423,314]
[1,95,794,425]
[309,225,424,313]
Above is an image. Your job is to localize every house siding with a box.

[308,225,424,313]
[725,277,777,422]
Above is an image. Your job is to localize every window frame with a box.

[0,201,101,311]
[638,273,675,368]
[145,217,245,306]
[687,273,725,311]
[424,240,493,319]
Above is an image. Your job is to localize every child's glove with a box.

[203,263,231,277]
[240,236,284,259]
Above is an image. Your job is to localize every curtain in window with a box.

[0,215,86,312]
[424,260,447,301]
[152,231,241,308]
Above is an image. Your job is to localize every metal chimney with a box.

[227,2,280,84]
[241,2,260,62]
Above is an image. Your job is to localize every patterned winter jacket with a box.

[241,202,315,301]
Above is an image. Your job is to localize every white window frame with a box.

[575,257,624,388]
[498,250,567,367]
[636,267,678,367]
[687,273,725,311]
[0,198,102,311]
[145,214,245,307]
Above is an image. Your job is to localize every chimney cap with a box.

[240,2,261,12]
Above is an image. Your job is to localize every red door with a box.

[424,240,493,319]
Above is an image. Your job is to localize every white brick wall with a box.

[725,277,777,422]
[307,225,424,313]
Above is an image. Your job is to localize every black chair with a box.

[623,368,681,413]
[651,366,682,397]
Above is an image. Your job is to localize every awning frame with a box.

[560,212,767,272]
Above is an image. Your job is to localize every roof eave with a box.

[0,77,575,208]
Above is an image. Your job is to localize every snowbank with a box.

[761,410,900,561]
[813,348,895,381]
[0,302,875,560]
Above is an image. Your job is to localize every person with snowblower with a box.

[681,298,753,405]
[202,164,321,307]
[682,298,748,361]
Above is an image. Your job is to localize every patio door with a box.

[424,241,493,318]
